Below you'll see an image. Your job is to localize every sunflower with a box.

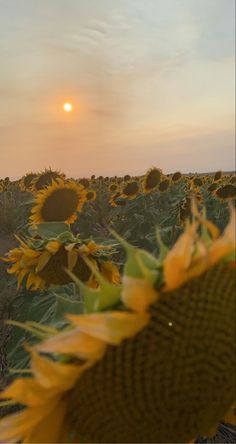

[85,190,97,202]
[229,175,236,185]
[158,178,170,192]
[79,178,90,189]
[207,182,218,193]
[110,192,127,207]
[3,237,119,291]
[142,167,162,193]
[19,172,37,192]
[30,179,86,226]
[31,168,64,192]
[121,181,139,199]
[171,171,182,182]
[214,170,222,181]
[1,208,235,443]
[123,174,131,181]
[192,177,203,187]
[214,184,236,200]
[108,182,119,193]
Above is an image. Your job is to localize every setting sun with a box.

[63,102,73,112]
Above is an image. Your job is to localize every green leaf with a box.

[53,294,84,321]
[36,222,71,239]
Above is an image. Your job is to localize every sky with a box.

[0,0,235,179]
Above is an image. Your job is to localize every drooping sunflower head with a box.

[3,236,120,291]
[31,168,64,192]
[214,184,236,200]
[142,167,162,193]
[121,181,139,199]
[171,171,182,182]
[110,192,127,207]
[30,179,86,226]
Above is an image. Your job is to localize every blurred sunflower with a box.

[108,182,119,193]
[142,167,162,193]
[123,174,131,181]
[214,184,236,200]
[79,178,90,189]
[110,192,127,207]
[229,175,236,185]
[207,182,219,193]
[85,190,97,202]
[32,168,64,192]
[0,208,235,443]
[30,179,86,226]
[171,171,182,182]
[214,170,222,181]
[19,172,37,192]
[192,177,203,187]
[158,178,170,192]
[121,181,139,199]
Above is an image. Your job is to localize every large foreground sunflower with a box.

[30,179,86,226]
[0,207,235,443]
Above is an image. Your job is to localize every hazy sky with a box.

[0,0,235,179]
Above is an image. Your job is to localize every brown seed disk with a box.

[41,188,79,221]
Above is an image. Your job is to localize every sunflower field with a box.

[0,167,235,443]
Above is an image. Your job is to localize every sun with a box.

[63,102,73,112]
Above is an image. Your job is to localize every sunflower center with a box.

[38,247,71,285]
[41,188,79,222]
[73,255,93,282]
[67,263,236,444]
[123,181,139,196]
[145,169,161,190]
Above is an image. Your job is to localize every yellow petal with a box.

[0,398,60,443]
[0,378,54,407]
[67,249,78,271]
[30,350,83,391]
[122,276,158,313]
[164,222,198,290]
[24,398,67,443]
[46,240,61,254]
[66,311,150,345]
[34,329,107,361]
[101,261,120,285]
[35,251,51,273]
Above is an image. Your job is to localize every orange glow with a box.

[63,102,73,112]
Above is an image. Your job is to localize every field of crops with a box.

[0,167,235,443]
